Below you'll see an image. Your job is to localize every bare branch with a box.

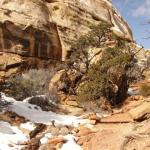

[133,46,144,56]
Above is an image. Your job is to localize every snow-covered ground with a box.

[20,122,36,132]
[59,134,82,150]
[0,121,28,150]
[1,93,89,126]
[0,93,93,150]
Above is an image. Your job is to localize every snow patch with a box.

[40,133,53,145]
[128,88,139,96]
[20,122,36,131]
[1,93,89,126]
[59,134,82,150]
[0,121,28,150]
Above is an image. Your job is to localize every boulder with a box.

[128,101,150,120]
[88,114,101,122]
[27,95,57,112]
[100,113,133,123]
[81,113,101,122]
[66,100,78,107]
[49,70,66,89]
[77,127,94,137]
[58,104,84,116]
[0,53,23,79]
[48,137,65,145]
[81,123,134,150]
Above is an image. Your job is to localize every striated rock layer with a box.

[0,0,133,61]
[46,0,133,60]
[0,0,62,60]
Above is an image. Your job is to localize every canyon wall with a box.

[0,0,133,61]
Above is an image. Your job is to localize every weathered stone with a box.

[49,70,66,89]
[0,21,62,60]
[81,123,134,150]
[46,0,133,60]
[28,96,57,112]
[128,101,150,120]
[47,126,60,136]
[77,134,92,146]
[81,113,96,119]
[30,124,47,139]
[77,127,94,137]
[89,114,101,121]
[0,111,25,126]
[66,100,78,107]
[0,0,62,60]
[100,113,133,123]
[0,0,133,62]
[58,104,84,116]
[58,93,67,104]
[59,127,70,135]
[48,137,65,145]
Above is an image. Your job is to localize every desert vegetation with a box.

[67,22,112,71]
[77,47,133,105]
[3,69,58,101]
[68,22,140,107]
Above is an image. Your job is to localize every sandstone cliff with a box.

[0,0,62,60]
[46,0,133,60]
[0,0,133,61]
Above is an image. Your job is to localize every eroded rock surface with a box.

[0,0,133,61]
[0,0,62,60]
[46,0,133,60]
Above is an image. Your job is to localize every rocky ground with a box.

[0,1,149,150]
[0,80,149,150]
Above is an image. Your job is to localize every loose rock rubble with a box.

[0,90,150,150]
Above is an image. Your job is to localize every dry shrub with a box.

[5,69,58,101]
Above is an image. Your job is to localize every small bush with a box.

[140,84,150,97]
[5,69,58,101]
[77,46,135,105]
[67,22,139,108]
[67,22,113,71]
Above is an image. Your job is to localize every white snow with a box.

[0,93,92,150]
[59,134,82,150]
[40,133,53,145]
[0,121,28,150]
[20,122,36,131]
[127,88,139,96]
[1,93,89,126]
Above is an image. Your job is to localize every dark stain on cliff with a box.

[0,21,62,61]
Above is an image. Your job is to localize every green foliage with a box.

[6,69,57,101]
[72,22,112,49]
[77,46,134,105]
[67,22,112,69]
[66,21,138,107]
[140,84,150,97]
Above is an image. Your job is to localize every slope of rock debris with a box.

[0,90,150,150]
[0,1,150,150]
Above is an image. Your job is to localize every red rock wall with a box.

[0,21,62,61]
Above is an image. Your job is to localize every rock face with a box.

[0,0,133,61]
[0,0,62,60]
[46,0,133,60]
